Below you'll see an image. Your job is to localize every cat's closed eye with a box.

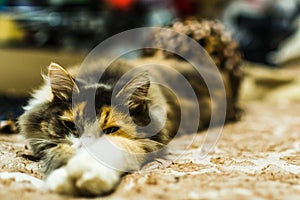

[102,126,120,134]
[62,120,77,132]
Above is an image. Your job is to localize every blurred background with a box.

[1,0,300,126]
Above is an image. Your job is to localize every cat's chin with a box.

[46,148,121,196]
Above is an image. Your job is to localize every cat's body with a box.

[19,19,242,196]
[19,57,228,195]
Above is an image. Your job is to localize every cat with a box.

[18,19,242,196]
[18,56,237,196]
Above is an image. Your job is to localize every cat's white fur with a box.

[46,149,121,195]
[46,133,147,196]
[23,77,52,111]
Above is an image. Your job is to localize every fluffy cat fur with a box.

[19,56,238,196]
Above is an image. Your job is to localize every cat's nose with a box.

[71,138,82,149]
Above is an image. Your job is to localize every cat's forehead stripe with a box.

[74,102,86,118]
[83,83,112,90]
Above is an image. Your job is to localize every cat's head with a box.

[19,62,165,173]
[48,63,154,137]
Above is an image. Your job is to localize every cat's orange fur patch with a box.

[60,110,74,122]
[99,106,136,139]
[60,102,87,122]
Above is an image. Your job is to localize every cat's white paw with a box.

[46,167,76,194]
[46,149,121,196]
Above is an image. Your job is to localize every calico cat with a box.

[19,57,234,196]
[18,19,242,196]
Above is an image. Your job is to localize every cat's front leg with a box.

[46,136,147,196]
[46,148,122,196]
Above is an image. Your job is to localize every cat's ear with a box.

[116,72,150,110]
[48,62,79,100]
